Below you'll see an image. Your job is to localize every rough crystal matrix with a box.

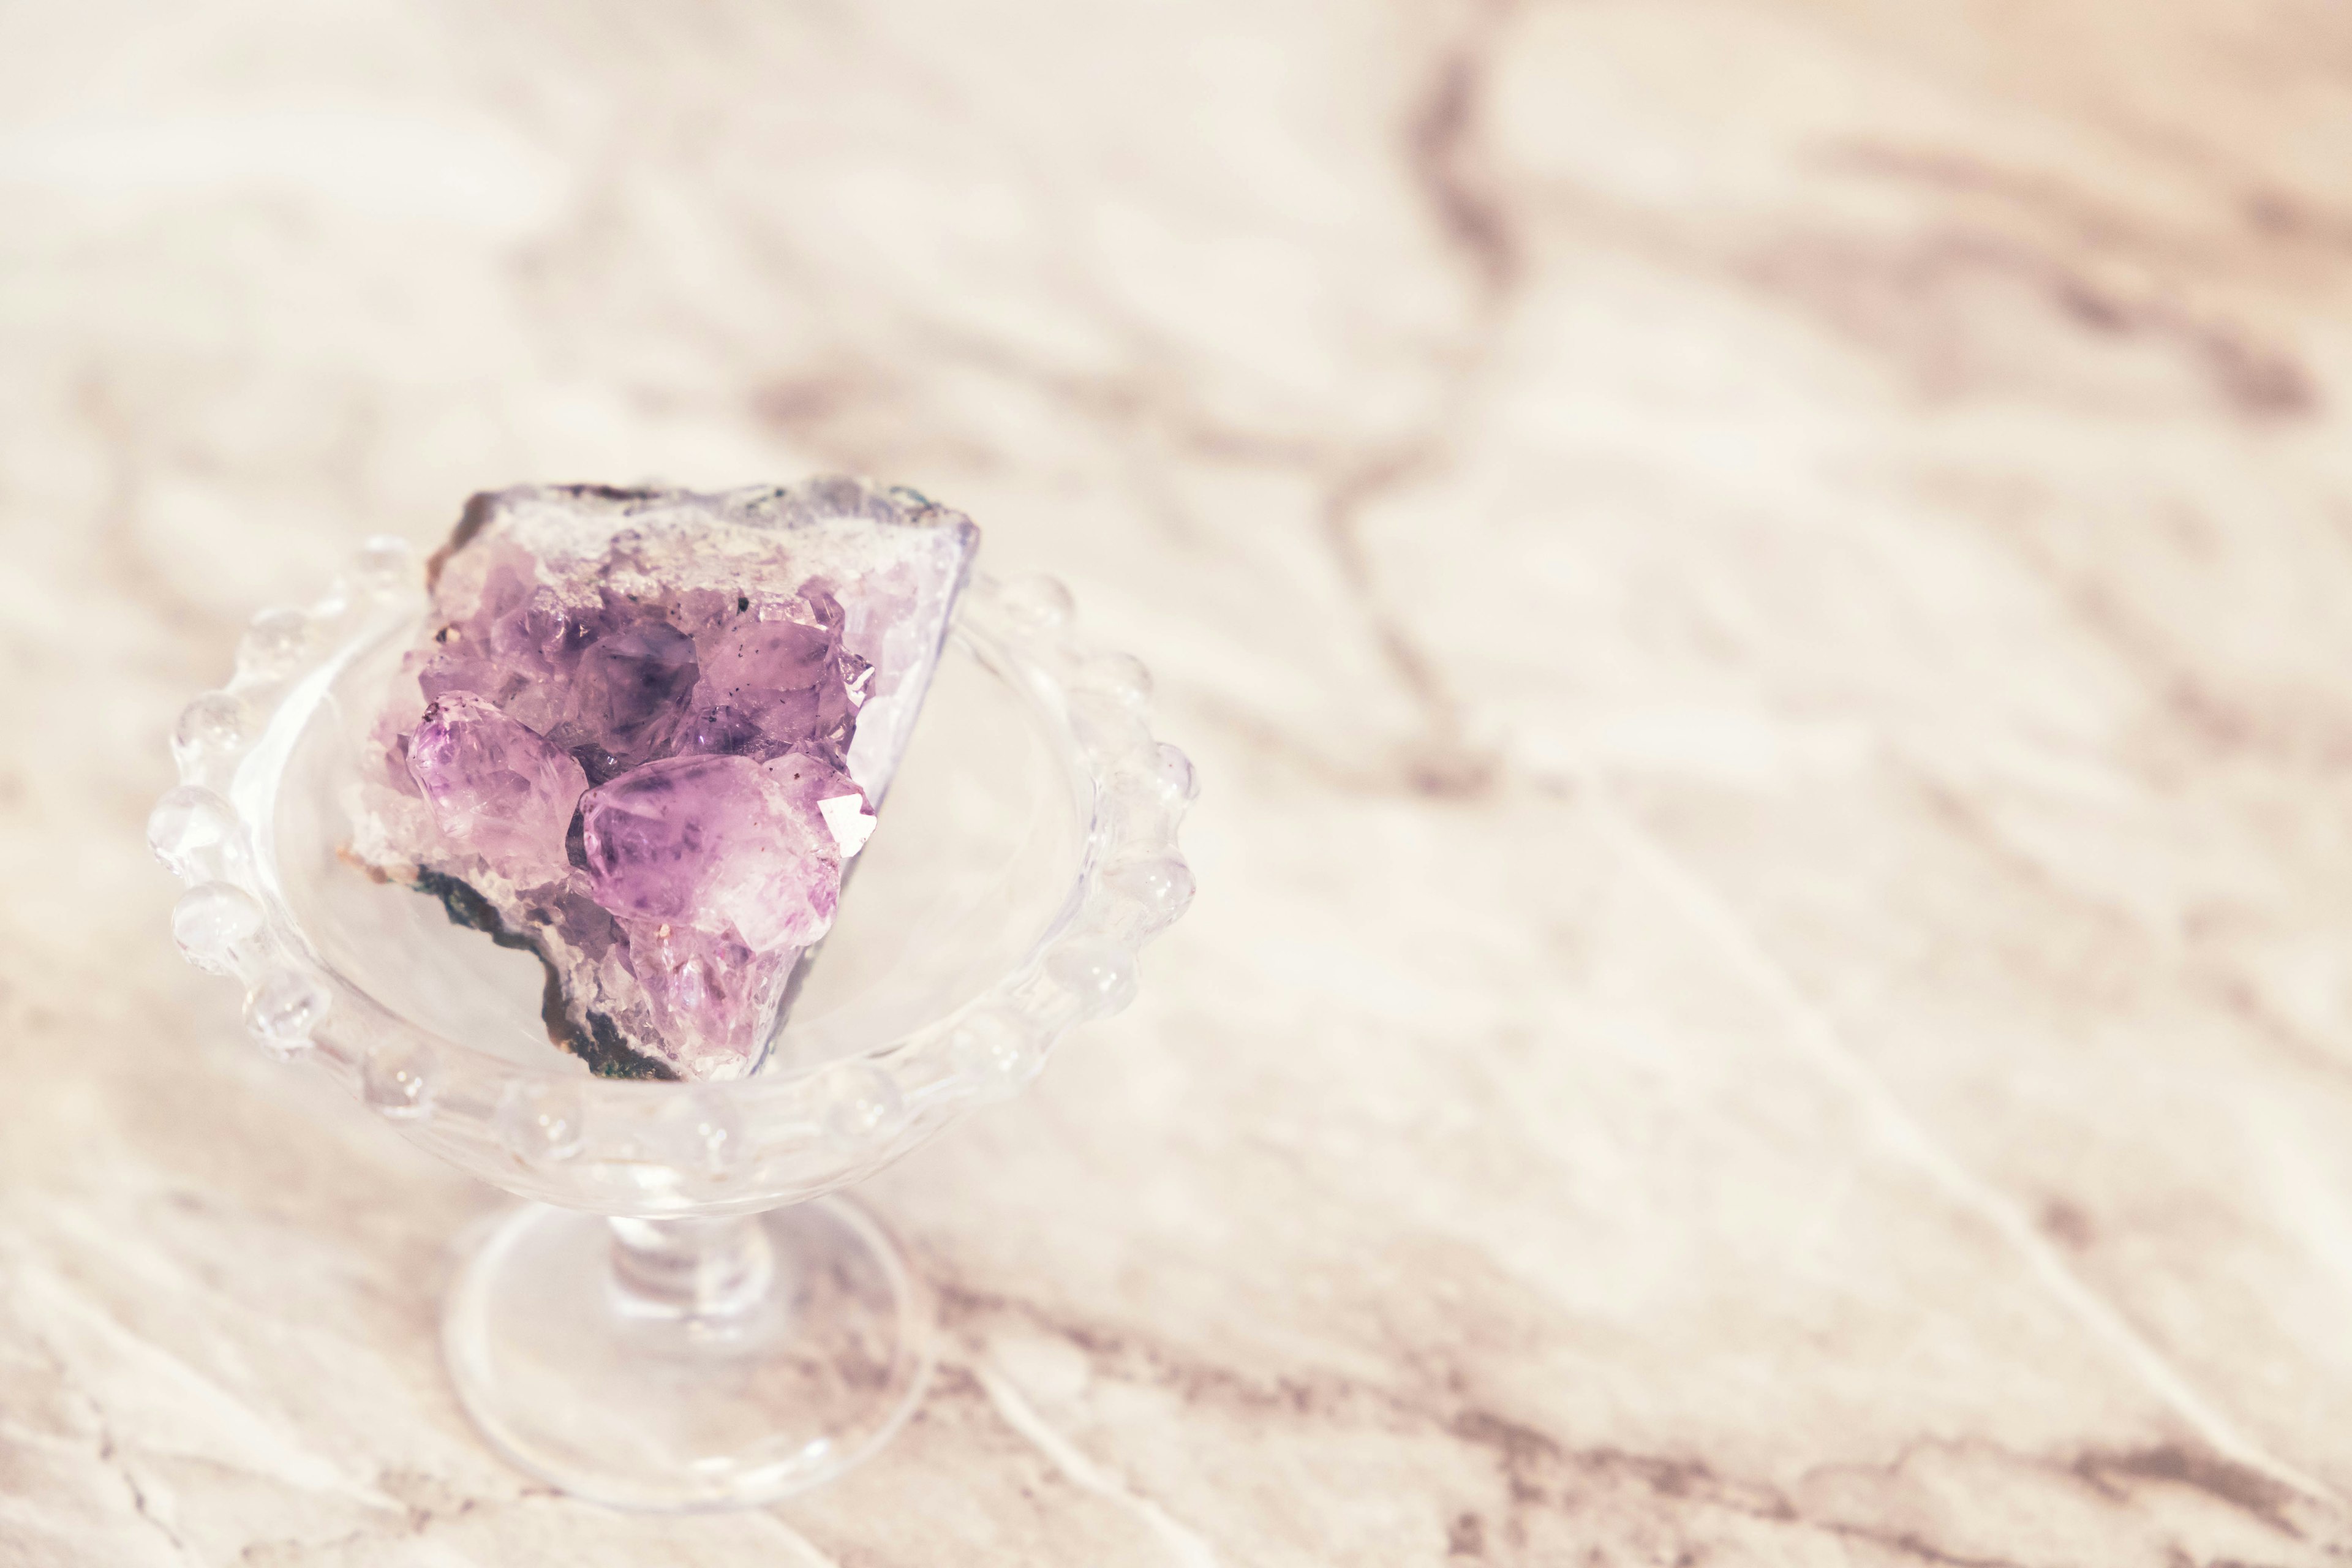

[350,481,978,1080]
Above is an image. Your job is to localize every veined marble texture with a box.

[4,0,2352,1562]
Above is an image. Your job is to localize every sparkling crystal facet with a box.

[349,481,976,1081]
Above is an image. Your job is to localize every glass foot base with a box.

[443,1197,935,1510]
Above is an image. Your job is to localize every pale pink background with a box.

[4,2,2352,1562]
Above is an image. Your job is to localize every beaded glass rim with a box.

[149,484,1195,1212]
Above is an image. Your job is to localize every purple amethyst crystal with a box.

[350,480,978,1080]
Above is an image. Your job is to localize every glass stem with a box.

[608,1213,778,1321]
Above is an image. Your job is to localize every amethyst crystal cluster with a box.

[351,481,978,1081]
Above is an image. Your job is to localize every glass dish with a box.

[150,519,1196,1510]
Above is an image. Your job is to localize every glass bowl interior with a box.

[262,613,1093,1082]
[202,579,1164,1216]
[159,549,1191,1218]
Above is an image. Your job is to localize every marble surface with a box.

[6,1,2352,1562]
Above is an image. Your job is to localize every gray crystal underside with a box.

[350,480,978,1081]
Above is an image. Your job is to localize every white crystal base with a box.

[442,1198,934,1510]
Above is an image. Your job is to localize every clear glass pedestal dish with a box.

[150,531,1196,1510]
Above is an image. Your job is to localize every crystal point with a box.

[352,481,978,1080]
